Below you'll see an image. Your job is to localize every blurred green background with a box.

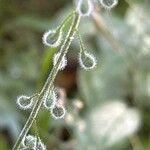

[0,0,150,149]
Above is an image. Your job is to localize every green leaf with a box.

[0,137,8,150]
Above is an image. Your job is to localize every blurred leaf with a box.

[0,95,22,140]
[38,47,56,89]
[33,110,50,143]
[78,47,129,108]
[0,136,8,150]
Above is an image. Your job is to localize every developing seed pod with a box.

[53,52,67,70]
[43,90,57,109]
[76,29,97,70]
[79,50,97,70]
[21,134,46,150]
[99,0,118,9]
[24,134,36,149]
[51,105,66,119]
[76,0,94,17]
[33,137,46,150]
[42,28,63,48]
[17,95,33,110]
[26,135,36,149]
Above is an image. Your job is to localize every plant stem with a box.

[12,12,80,150]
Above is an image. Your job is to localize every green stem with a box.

[76,29,85,53]
[12,12,80,150]
[57,11,75,31]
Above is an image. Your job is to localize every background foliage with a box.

[0,0,149,149]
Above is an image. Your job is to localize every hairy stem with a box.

[13,12,80,150]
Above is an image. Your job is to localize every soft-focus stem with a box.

[91,10,122,52]
[129,135,144,150]
[91,10,134,68]
[12,12,80,150]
